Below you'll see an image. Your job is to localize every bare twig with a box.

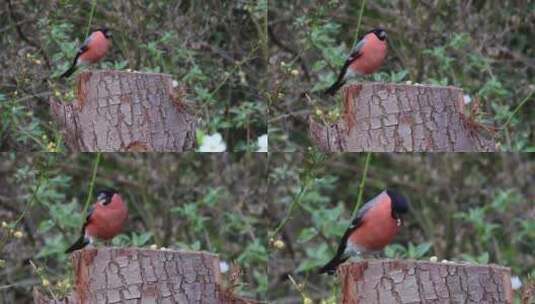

[5,0,51,69]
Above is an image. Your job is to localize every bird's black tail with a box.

[318,253,349,275]
[65,235,89,253]
[60,65,77,78]
[60,53,81,78]
[324,80,346,96]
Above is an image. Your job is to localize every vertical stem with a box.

[270,182,309,239]
[353,0,367,44]
[352,152,371,216]
[85,0,98,37]
[501,90,533,130]
[83,153,102,216]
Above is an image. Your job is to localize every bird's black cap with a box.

[386,189,409,214]
[365,28,387,41]
[95,27,112,38]
[96,188,118,205]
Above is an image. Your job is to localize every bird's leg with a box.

[374,251,386,259]
[347,254,364,263]
[86,236,95,249]
[103,239,112,248]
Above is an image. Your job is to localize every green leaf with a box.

[297,227,318,243]
[253,270,268,293]
[238,240,268,264]
[415,242,432,258]
[132,232,153,246]
[296,243,330,273]
[460,252,489,264]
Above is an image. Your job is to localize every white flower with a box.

[172,80,178,88]
[256,134,268,152]
[219,261,229,273]
[463,94,472,104]
[199,133,226,152]
[511,276,522,290]
[429,256,438,262]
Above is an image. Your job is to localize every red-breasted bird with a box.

[65,189,127,253]
[318,190,408,274]
[60,28,112,78]
[324,28,388,95]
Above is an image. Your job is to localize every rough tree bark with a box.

[309,83,496,152]
[50,70,197,152]
[33,247,252,304]
[338,259,512,304]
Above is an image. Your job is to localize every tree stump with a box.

[338,259,512,304]
[309,83,496,152]
[33,247,252,304]
[50,70,197,152]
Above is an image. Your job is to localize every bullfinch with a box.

[60,28,112,78]
[65,189,128,253]
[324,28,388,95]
[318,190,408,275]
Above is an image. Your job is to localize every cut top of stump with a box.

[309,82,497,152]
[51,70,197,152]
[34,247,256,304]
[338,259,512,304]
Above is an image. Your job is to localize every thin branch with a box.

[268,25,311,80]
[82,153,102,217]
[270,183,308,239]
[353,0,367,44]
[500,90,534,130]
[5,0,52,69]
[352,152,371,216]
[85,0,98,37]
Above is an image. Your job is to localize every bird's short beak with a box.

[97,193,107,203]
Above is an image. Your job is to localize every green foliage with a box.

[269,1,534,151]
[372,69,409,83]
[296,243,330,273]
[453,189,531,273]
[1,2,267,151]
[460,252,490,265]
[112,232,153,247]
[173,203,209,232]
[0,154,269,301]
[1,154,534,302]
[0,94,59,151]
[385,242,433,259]
[267,153,534,302]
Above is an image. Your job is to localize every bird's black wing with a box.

[81,205,94,233]
[66,205,94,254]
[78,33,93,54]
[324,38,366,95]
[70,34,92,66]
[60,33,93,78]
[318,194,380,274]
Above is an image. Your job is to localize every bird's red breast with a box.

[348,192,399,251]
[78,31,110,64]
[349,33,387,75]
[86,193,127,240]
